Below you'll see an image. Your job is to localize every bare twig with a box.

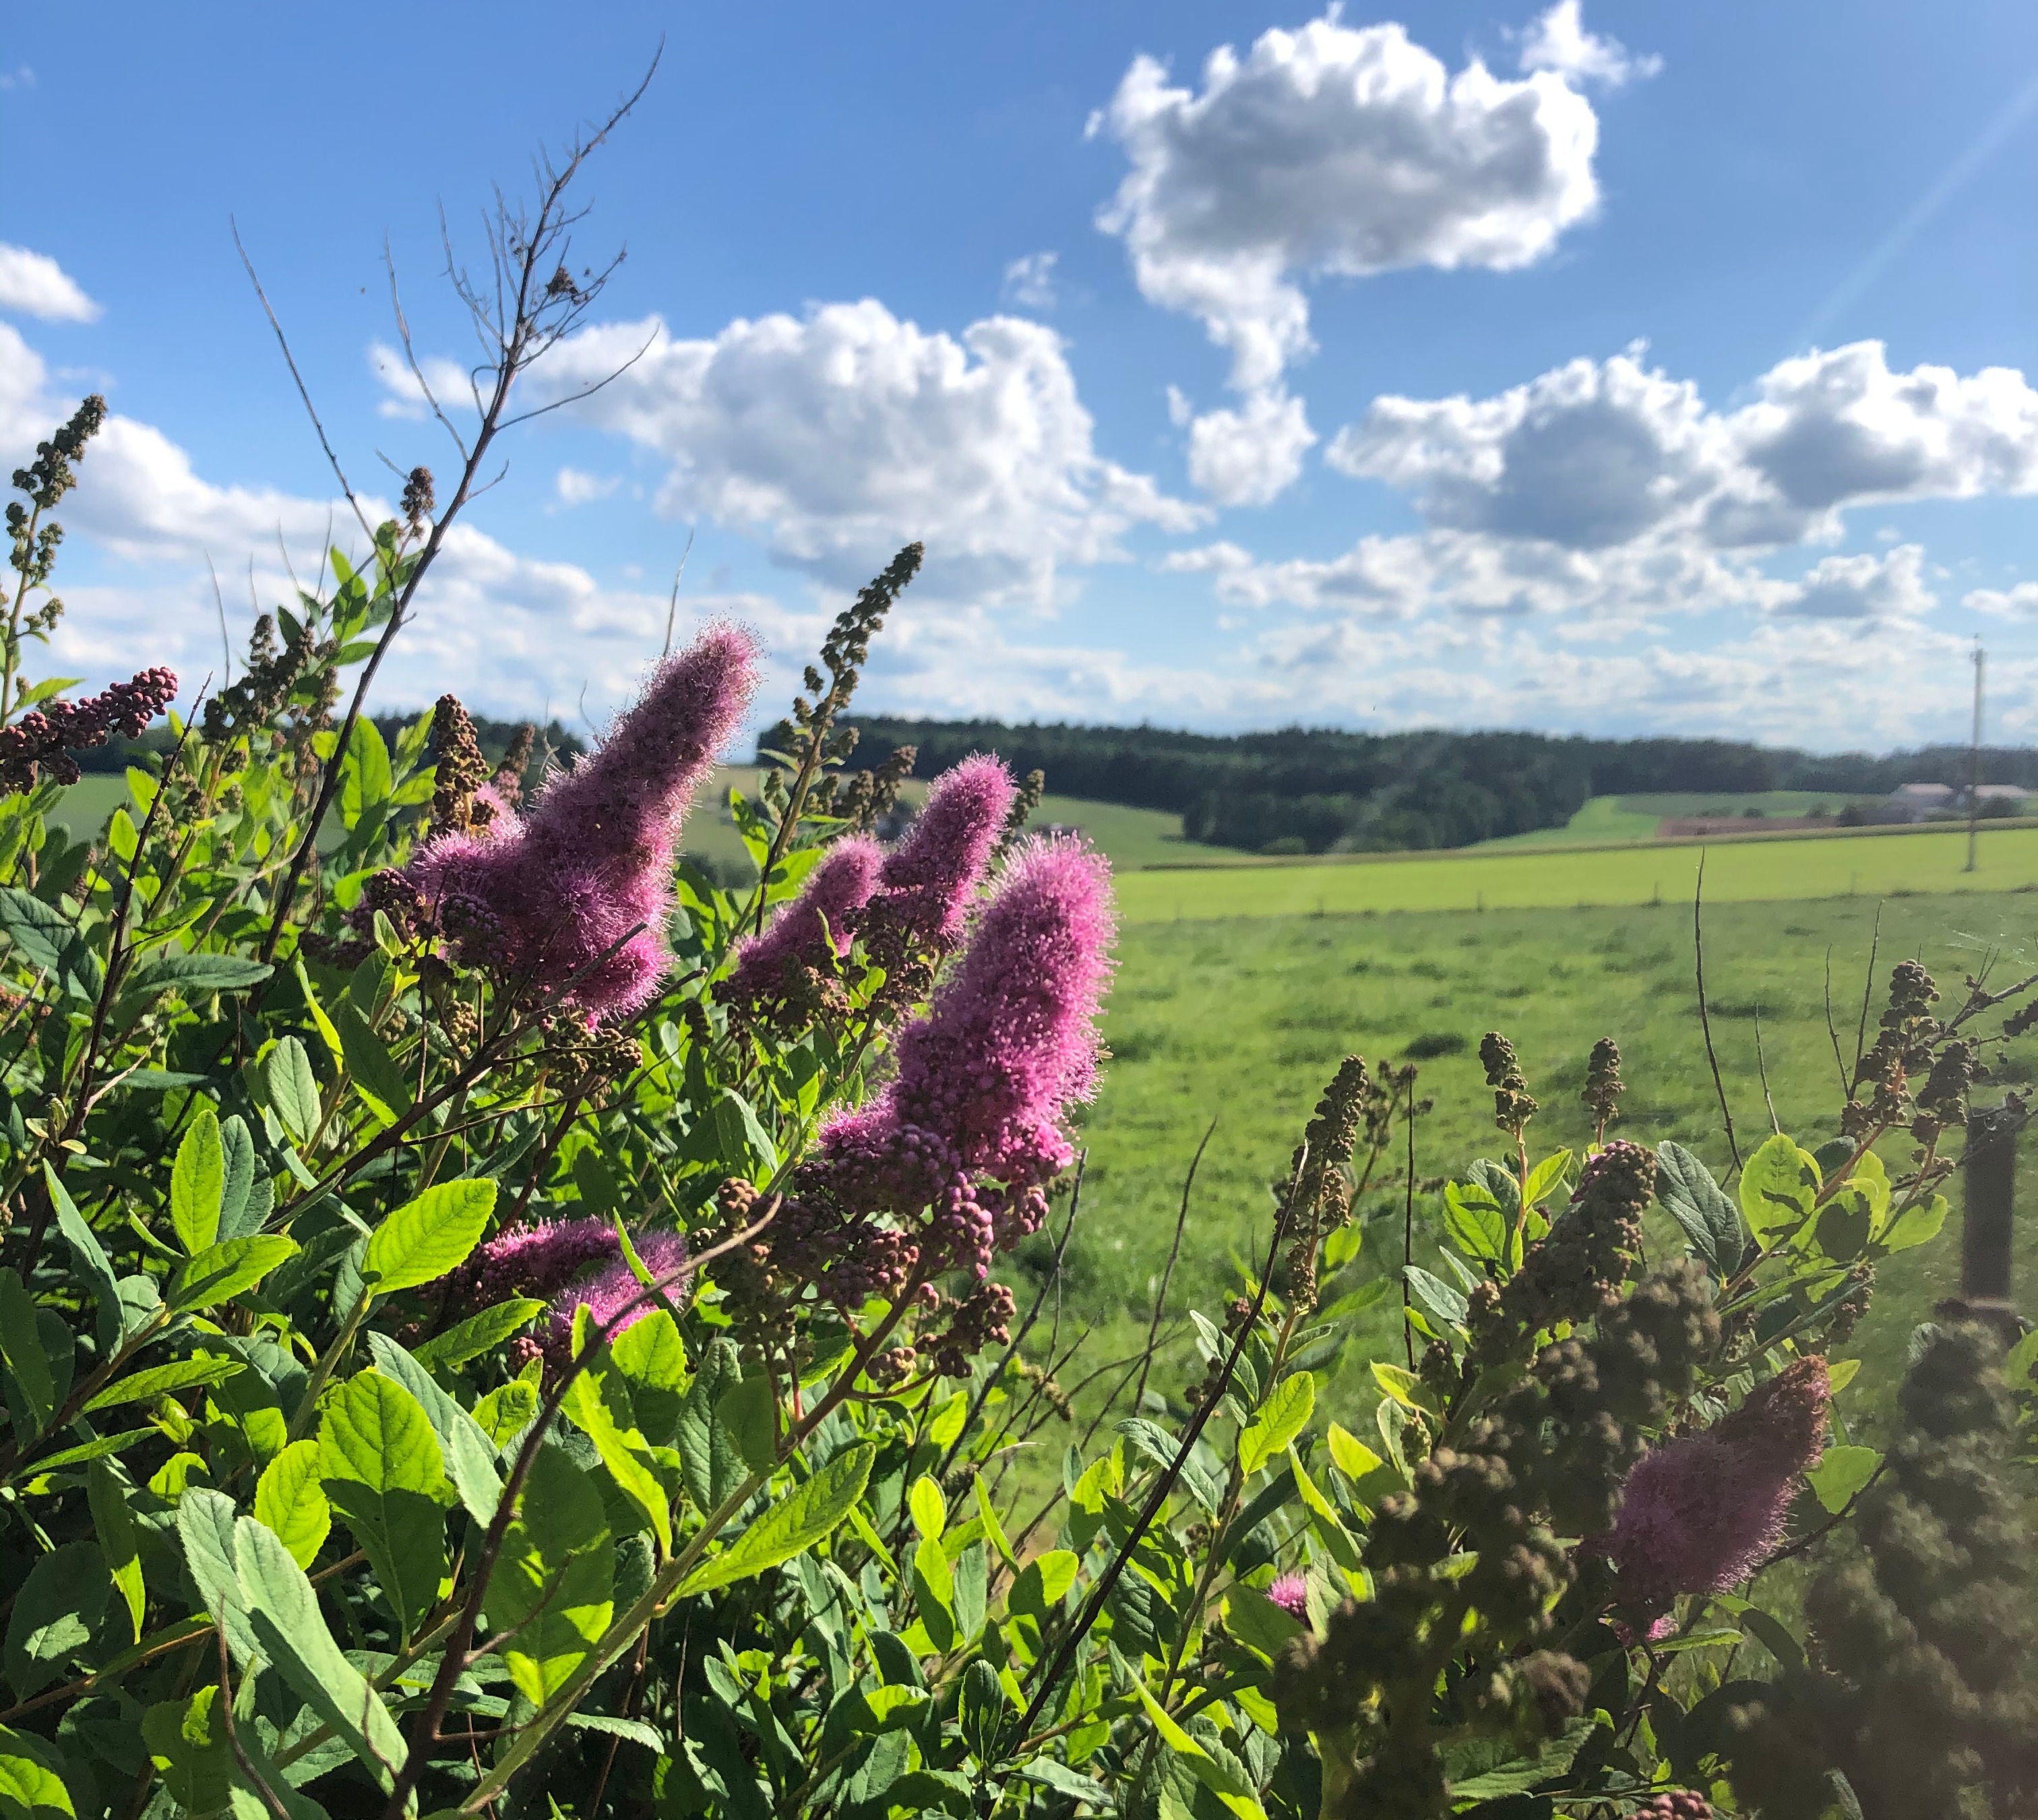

[1823,946,1852,1102]
[1694,853,1743,1174]
[1854,901,1884,1079]
[1136,1118,1214,1413]
[1754,1004,1781,1135]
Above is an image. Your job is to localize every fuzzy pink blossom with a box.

[1266,1573,1309,1619]
[459,1216,620,1304]
[538,1229,691,1366]
[1601,1356,1830,1635]
[724,835,884,1008]
[859,755,1016,956]
[786,835,1115,1300]
[406,628,758,1018]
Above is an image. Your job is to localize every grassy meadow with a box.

[1054,885,2038,1453]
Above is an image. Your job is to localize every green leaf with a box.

[487,1440,615,1708]
[912,1534,957,1653]
[1740,1132,1820,1247]
[142,1687,231,1816]
[680,1442,875,1595]
[0,1269,53,1430]
[170,1109,224,1254]
[1326,1422,1383,1482]
[234,1516,408,1791]
[1878,1194,1948,1254]
[86,1459,145,1641]
[1521,1147,1572,1206]
[1656,1141,1745,1277]
[177,1488,261,1666]
[362,1177,495,1295]
[45,1166,122,1352]
[365,1332,505,1527]
[561,1347,671,1558]
[167,1234,298,1312]
[413,1298,544,1372]
[908,1475,948,1542]
[333,1000,412,1125]
[1224,1585,1305,1658]
[1239,1372,1315,1476]
[0,886,87,979]
[1009,1548,1080,1621]
[1805,1444,1882,1515]
[1403,1265,1469,1331]
[1448,1715,1599,1803]
[317,1371,449,1643]
[1442,1178,1506,1263]
[255,1439,332,1569]
[675,1341,748,1513]
[1221,1379,1303,1486]
[266,1036,320,1145]
[130,951,273,996]
[0,1729,78,1820]
[611,1308,688,1445]
[4,1544,107,1698]
[718,1373,777,1474]
[216,1114,263,1240]
[337,717,393,830]
[1132,1682,1267,1820]
[84,1355,243,1414]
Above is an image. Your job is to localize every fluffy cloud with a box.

[1092,11,1603,392]
[0,245,100,323]
[1330,340,2038,551]
[554,467,621,506]
[1185,386,1318,507]
[1002,252,1059,310]
[1515,1,1661,88]
[519,300,1201,605]
[1772,543,1935,621]
[1966,580,2038,616]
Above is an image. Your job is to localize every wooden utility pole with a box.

[1966,638,1985,874]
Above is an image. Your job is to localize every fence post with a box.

[1954,1103,2020,1340]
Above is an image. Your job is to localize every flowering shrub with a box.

[1,286,2035,1820]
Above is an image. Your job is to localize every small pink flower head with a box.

[724,835,884,1008]
[540,1229,691,1366]
[1266,1573,1309,1620]
[803,835,1115,1283]
[461,1216,621,1304]
[1632,1795,1712,1819]
[1601,1356,1830,1633]
[861,755,1016,954]
[404,627,759,1019]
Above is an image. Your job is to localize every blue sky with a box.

[6,1,2038,752]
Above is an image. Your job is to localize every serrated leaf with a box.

[680,1443,875,1595]
[1239,1372,1314,1477]
[333,1000,411,1124]
[1442,1178,1506,1263]
[1403,1264,1469,1331]
[177,1488,261,1665]
[1656,1141,1745,1277]
[908,1475,948,1542]
[1326,1422,1383,1482]
[561,1345,671,1558]
[84,1355,243,1414]
[235,1517,406,1790]
[255,1439,332,1569]
[1805,1444,1881,1515]
[412,1297,544,1372]
[1740,1132,1820,1246]
[0,1729,78,1820]
[45,1166,122,1353]
[171,1110,224,1254]
[0,1268,53,1430]
[267,1037,320,1145]
[167,1234,297,1312]
[317,1372,447,1643]
[1878,1194,1948,1254]
[4,1545,106,1698]
[362,1177,495,1294]
[86,1459,146,1641]
[487,1440,614,1707]
[365,1332,503,1527]
[131,951,272,995]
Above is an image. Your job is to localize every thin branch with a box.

[1854,901,1884,1079]
[1694,853,1743,1174]
[1135,1118,1214,1414]
[1823,946,1852,1103]
[662,526,695,660]
[231,219,375,545]
[1754,1004,1781,1136]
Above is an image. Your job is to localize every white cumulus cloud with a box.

[1772,543,1935,621]
[1002,251,1059,311]
[1185,386,1318,507]
[1516,1,1661,89]
[517,300,1202,606]
[1092,11,1603,393]
[0,245,101,323]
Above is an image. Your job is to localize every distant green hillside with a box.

[1477,789,1886,849]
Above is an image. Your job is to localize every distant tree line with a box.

[813,716,2038,853]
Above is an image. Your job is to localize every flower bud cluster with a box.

[0,667,179,793]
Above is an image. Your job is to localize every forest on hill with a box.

[820,716,2038,853]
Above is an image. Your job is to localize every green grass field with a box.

[1055,888,2038,1451]
[1477,789,1884,849]
[1116,824,2038,921]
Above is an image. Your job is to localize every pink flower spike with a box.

[1266,1573,1309,1619]
[725,835,884,1008]
[1599,1356,1830,1630]
[401,626,760,1019]
[541,1229,691,1366]
[861,754,1016,953]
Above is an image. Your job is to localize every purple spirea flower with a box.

[1600,1356,1830,1635]
[538,1229,691,1365]
[460,1216,621,1304]
[1266,1573,1309,1619]
[406,627,758,1018]
[859,755,1016,957]
[724,835,884,1007]
[784,835,1115,1300]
